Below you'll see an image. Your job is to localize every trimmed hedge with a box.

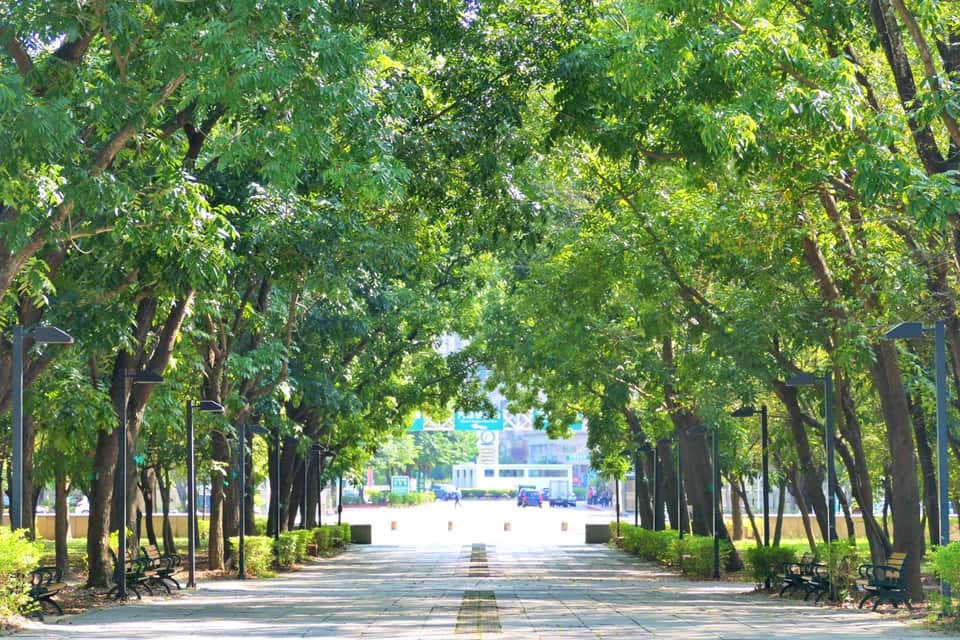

[615,523,734,578]
[461,488,514,499]
[367,490,435,506]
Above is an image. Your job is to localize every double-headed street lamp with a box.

[115,369,164,600]
[186,399,224,588]
[238,423,268,579]
[884,320,950,606]
[11,325,73,531]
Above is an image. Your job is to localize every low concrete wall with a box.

[585,523,611,544]
[350,524,372,544]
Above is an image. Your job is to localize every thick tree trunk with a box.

[730,475,743,541]
[734,475,761,544]
[870,341,925,602]
[208,429,230,570]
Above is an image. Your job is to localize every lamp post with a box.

[186,399,224,588]
[238,423,268,579]
[712,425,721,579]
[11,325,73,531]
[115,369,164,600]
[337,473,344,526]
[271,427,281,567]
[885,320,950,606]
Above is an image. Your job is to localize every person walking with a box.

[454,488,462,507]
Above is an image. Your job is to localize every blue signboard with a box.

[454,411,504,431]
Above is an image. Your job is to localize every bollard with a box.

[561,521,568,532]
[504,522,511,532]
[391,520,398,530]
[448,520,454,531]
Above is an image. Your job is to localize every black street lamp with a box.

[238,423,268,579]
[115,369,164,600]
[10,325,72,531]
[885,321,950,606]
[186,399,224,588]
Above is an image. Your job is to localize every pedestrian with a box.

[454,488,462,507]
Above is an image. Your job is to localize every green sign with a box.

[391,475,410,495]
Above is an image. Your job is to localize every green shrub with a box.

[670,534,734,578]
[0,529,46,616]
[276,532,298,567]
[743,545,796,587]
[229,536,276,577]
[253,516,268,536]
[932,541,960,590]
[619,524,676,563]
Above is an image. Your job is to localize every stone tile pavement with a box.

[12,542,951,639]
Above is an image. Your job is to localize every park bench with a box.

[140,544,183,591]
[108,549,160,599]
[800,561,833,603]
[856,551,911,611]
[28,566,65,617]
[778,553,817,598]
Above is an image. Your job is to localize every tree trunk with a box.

[909,389,939,547]
[54,459,70,575]
[157,467,175,554]
[787,467,818,553]
[734,475,761,544]
[730,474,744,541]
[141,467,158,549]
[656,439,678,532]
[208,429,230,570]
[774,477,786,546]
[870,341,925,602]
[773,382,831,542]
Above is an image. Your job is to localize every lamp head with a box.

[197,400,224,413]
[884,321,926,340]
[246,424,269,436]
[32,326,73,344]
[731,406,757,418]
[133,370,165,385]
[786,372,819,387]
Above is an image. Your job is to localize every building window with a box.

[528,469,568,478]
[499,469,523,477]
[484,469,494,477]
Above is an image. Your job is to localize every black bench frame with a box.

[141,544,183,591]
[29,566,65,617]
[857,553,911,611]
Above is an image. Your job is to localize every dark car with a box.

[549,493,576,508]
[518,488,543,508]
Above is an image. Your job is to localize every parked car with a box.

[434,484,458,500]
[518,488,543,508]
[549,492,576,508]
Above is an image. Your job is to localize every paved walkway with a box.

[14,542,950,639]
